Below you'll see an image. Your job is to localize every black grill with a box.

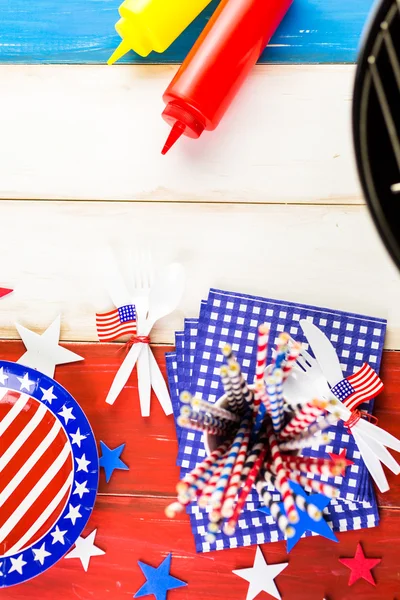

[353,0,400,269]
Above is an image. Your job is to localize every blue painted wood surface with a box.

[0,0,374,64]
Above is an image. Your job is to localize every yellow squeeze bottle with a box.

[108,0,214,64]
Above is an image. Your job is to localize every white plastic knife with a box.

[300,320,344,387]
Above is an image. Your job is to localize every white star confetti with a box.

[65,529,105,572]
[16,316,83,379]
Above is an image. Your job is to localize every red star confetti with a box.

[0,288,12,299]
[328,449,354,475]
[339,542,381,586]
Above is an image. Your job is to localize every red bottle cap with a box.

[161,101,205,154]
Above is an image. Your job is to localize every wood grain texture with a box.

[0,0,374,65]
[1,344,399,598]
[0,65,362,204]
[0,200,399,347]
[3,496,400,600]
[0,342,399,503]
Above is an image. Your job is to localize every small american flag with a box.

[96,304,137,342]
[332,363,384,411]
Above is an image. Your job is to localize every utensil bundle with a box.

[166,288,385,552]
[166,328,347,543]
[96,253,185,416]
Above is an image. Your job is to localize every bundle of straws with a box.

[166,325,347,542]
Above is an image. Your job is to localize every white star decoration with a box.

[17,372,34,391]
[70,428,87,447]
[51,525,67,545]
[16,316,83,379]
[40,385,57,404]
[75,454,90,473]
[8,555,27,575]
[58,404,75,425]
[32,543,51,566]
[0,367,8,385]
[232,547,288,600]
[65,503,82,526]
[65,529,105,572]
[73,480,90,499]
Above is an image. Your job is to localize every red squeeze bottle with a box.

[161,0,294,154]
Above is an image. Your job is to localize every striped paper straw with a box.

[282,341,302,381]
[176,441,230,494]
[186,452,227,500]
[180,405,234,433]
[282,456,344,477]
[198,459,226,508]
[221,425,251,518]
[278,399,328,439]
[256,480,295,537]
[266,376,281,433]
[255,324,270,385]
[191,396,240,423]
[298,411,341,437]
[287,471,339,499]
[210,416,251,509]
[271,333,290,370]
[222,343,237,367]
[278,432,331,452]
[220,365,239,413]
[261,470,322,521]
[266,422,298,523]
[223,444,269,535]
[228,363,247,414]
[165,500,186,518]
[240,429,268,482]
[177,416,228,438]
[274,369,284,431]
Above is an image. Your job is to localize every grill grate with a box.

[353,0,400,268]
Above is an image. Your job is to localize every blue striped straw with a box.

[274,368,284,432]
[266,376,281,433]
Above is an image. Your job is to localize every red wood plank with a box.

[0,342,400,504]
[0,342,180,497]
[3,496,400,600]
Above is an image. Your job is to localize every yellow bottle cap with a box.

[108,15,153,64]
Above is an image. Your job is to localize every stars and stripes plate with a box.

[0,361,99,588]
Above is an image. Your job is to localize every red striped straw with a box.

[278,399,328,439]
[266,422,298,523]
[221,426,251,518]
[282,455,345,477]
[256,480,295,537]
[165,500,186,518]
[176,441,230,495]
[186,452,227,500]
[282,341,302,381]
[287,471,339,499]
[198,460,226,508]
[223,444,269,535]
[255,324,270,385]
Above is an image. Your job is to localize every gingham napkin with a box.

[166,288,385,552]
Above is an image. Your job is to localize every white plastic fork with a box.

[132,252,154,417]
[284,343,400,492]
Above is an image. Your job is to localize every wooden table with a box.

[0,342,399,600]
[1,0,400,597]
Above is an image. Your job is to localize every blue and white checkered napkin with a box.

[166,288,386,553]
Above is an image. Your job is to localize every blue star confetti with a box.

[258,482,338,552]
[99,441,129,483]
[134,553,187,600]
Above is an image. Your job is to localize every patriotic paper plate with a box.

[0,361,99,588]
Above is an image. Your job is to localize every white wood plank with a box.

[0,201,398,348]
[0,65,362,204]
